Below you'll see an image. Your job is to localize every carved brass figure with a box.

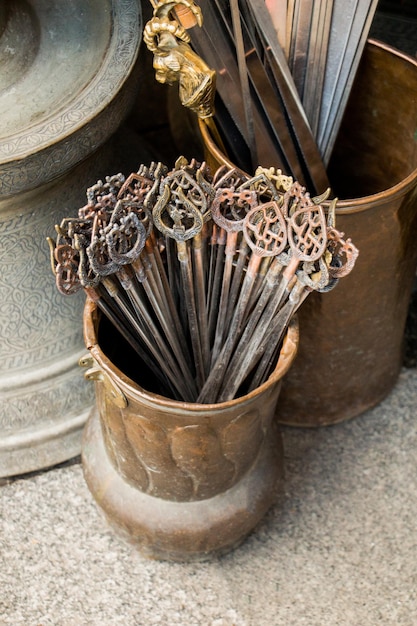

[143,0,216,119]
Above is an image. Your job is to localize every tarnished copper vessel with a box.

[277,39,417,425]
[81,299,298,561]
[200,39,417,426]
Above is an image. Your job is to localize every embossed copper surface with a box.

[81,299,299,560]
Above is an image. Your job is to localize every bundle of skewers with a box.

[48,157,358,404]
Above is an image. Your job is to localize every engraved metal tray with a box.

[0,0,142,196]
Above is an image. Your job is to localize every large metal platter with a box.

[0,0,142,197]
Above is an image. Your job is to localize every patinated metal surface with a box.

[278,40,417,425]
[0,0,141,197]
[0,0,142,476]
[81,300,299,560]
[201,40,417,426]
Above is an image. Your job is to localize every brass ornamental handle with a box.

[143,0,216,119]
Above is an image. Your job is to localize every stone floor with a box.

[2,365,417,625]
[2,6,417,626]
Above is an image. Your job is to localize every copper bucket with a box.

[81,299,298,561]
[200,39,417,426]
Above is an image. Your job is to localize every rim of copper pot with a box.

[199,38,417,216]
[83,298,299,412]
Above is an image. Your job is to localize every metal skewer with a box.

[247,278,311,391]
[246,211,359,392]
[216,201,289,400]
[209,186,258,365]
[216,183,328,400]
[230,0,257,167]
[83,286,177,396]
[198,187,289,403]
[49,221,181,397]
[242,0,330,193]
[49,156,360,405]
[84,212,194,400]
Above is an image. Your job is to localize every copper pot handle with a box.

[79,355,128,409]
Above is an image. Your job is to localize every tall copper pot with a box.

[200,39,417,426]
[81,300,299,561]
